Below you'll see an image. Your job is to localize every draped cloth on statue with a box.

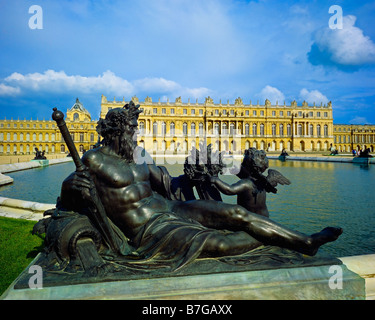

[128,212,231,271]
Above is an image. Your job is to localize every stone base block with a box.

[1,262,365,300]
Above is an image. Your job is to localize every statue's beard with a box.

[118,128,137,161]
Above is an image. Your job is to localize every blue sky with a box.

[0,0,375,124]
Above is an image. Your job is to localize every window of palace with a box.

[171,108,175,114]
[260,124,265,136]
[199,123,204,135]
[170,123,175,135]
[280,111,283,116]
[317,112,321,117]
[245,123,249,135]
[215,109,219,115]
[214,123,220,135]
[153,122,158,135]
[183,109,187,115]
[191,109,195,115]
[260,111,264,116]
[191,123,196,135]
[272,124,276,135]
[253,110,257,116]
[153,108,157,114]
[245,110,249,116]
[162,108,166,114]
[272,111,276,116]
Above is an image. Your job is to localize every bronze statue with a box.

[210,148,290,217]
[33,147,47,160]
[32,103,343,281]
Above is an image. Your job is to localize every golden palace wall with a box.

[101,95,334,153]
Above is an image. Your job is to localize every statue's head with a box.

[242,148,269,174]
[96,101,143,160]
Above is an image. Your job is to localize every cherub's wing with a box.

[266,169,291,187]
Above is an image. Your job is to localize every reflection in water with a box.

[0,159,374,257]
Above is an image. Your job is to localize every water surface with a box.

[1,159,374,257]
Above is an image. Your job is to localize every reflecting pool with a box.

[1,159,374,257]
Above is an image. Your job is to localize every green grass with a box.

[0,217,45,296]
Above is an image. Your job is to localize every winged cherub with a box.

[210,148,290,217]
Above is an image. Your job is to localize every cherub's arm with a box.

[210,176,251,195]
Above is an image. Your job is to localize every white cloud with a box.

[349,116,370,125]
[299,88,329,105]
[5,70,134,95]
[256,85,285,104]
[313,15,375,65]
[2,70,211,99]
[0,83,20,96]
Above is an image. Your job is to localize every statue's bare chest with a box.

[94,158,149,188]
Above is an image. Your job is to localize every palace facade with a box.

[0,95,374,156]
[333,124,375,153]
[0,98,99,156]
[101,95,335,154]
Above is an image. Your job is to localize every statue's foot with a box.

[306,227,343,256]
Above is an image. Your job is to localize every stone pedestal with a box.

[1,257,365,300]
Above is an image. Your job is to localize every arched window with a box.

[199,123,204,135]
[191,123,196,135]
[245,123,250,136]
[317,125,321,136]
[73,113,79,121]
[324,125,328,137]
[183,123,188,136]
[139,121,145,135]
[279,124,284,136]
[170,122,175,136]
[222,123,227,135]
[260,124,265,136]
[252,123,257,136]
[153,122,158,136]
[214,123,220,135]
[272,124,276,136]
[298,124,302,136]
[230,123,235,135]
